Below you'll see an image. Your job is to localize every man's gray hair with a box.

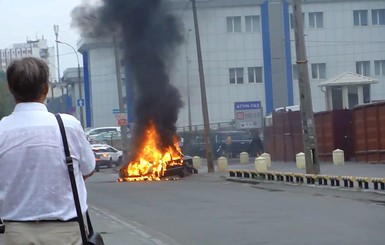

[6,57,49,102]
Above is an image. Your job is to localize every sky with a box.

[0,0,93,76]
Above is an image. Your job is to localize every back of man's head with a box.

[6,57,49,102]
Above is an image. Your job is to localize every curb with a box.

[228,169,385,191]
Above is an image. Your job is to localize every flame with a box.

[119,121,183,181]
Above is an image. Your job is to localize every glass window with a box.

[311,63,326,79]
[357,61,371,76]
[248,67,263,83]
[356,61,370,76]
[374,60,385,76]
[353,10,368,26]
[229,68,244,84]
[309,12,324,28]
[245,15,260,32]
[227,16,242,33]
[372,9,385,25]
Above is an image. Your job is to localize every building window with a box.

[292,64,298,80]
[248,67,262,83]
[353,10,368,26]
[311,63,326,79]
[245,15,260,32]
[374,60,385,76]
[227,16,242,33]
[290,13,305,29]
[229,68,244,84]
[372,9,385,25]
[309,12,323,28]
[356,61,370,76]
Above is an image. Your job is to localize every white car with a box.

[85,127,121,142]
[91,144,123,171]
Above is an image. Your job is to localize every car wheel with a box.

[108,159,113,168]
[95,166,100,172]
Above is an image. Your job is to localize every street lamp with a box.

[53,24,64,112]
[56,40,85,129]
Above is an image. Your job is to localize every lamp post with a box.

[56,40,85,129]
[53,24,64,112]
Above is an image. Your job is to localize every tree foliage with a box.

[0,71,15,119]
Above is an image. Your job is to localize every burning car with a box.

[118,122,197,182]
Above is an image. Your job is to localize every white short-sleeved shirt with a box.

[0,103,95,221]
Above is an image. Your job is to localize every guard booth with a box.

[318,72,378,110]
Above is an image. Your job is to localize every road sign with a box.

[115,113,128,126]
[112,108,127,114]
[234,101,263,129]
[77,99,85,107]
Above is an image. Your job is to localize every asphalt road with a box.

[87,170,385,245]
[1,169,385,245]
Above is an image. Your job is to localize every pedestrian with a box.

[0,57,96,245]
[225,135,232,158]
[249,129,263,157]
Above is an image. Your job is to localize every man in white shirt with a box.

[0,57,95,244]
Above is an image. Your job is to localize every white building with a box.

[0,38,57,84]
[78,0,385,129]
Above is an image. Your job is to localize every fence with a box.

[353,102,385,163]
[265,102,385,164]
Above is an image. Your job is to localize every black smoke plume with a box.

[71,0,184,161]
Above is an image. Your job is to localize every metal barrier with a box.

[227,170,385,191]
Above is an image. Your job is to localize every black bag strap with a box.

[55,113,91,245]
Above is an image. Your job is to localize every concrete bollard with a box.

[296,152,306,169]
[254,156,267,172]
[240,152,249,164]
[260,153,271,168]
[217,157,228,173]
[192,156,201,169]
[332,149,345,165]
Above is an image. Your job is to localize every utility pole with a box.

[292,0,320,174]
[186,28,193,134]
[53,25,64,113]
[191,0,214,173]
[113,35,130,166]
[56,40,85,128]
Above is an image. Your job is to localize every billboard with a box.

[234,101,263,129]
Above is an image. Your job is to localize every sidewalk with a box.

[0,207,172,245]
[226,159,385,178]
[88,206,177,245]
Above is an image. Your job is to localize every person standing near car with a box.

[0,57,95,245]
[225,135,232,158]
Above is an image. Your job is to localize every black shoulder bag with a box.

[55,114,105,245]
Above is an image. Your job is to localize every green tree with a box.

[0,71,15,119]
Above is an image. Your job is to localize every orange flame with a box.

[119,122,183,181]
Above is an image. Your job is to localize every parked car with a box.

[91,144,123,171]
[190,130,252,158]
[85,127,121,142]
[0,219,4,233]
[214,131,252,158]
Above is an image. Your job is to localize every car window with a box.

[107,147,117,152]
[93,148,108,153]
